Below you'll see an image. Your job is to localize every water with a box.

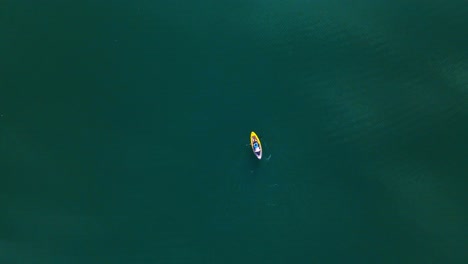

[1,1,467,263]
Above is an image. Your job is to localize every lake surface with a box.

[1,1,467,263]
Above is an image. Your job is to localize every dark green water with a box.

[1,1,467,263]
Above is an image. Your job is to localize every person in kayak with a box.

[253,142,260,152]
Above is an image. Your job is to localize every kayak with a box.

[250,131,262,159]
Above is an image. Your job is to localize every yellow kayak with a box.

[250,131,262,159]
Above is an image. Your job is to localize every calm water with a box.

[1,1,467,263]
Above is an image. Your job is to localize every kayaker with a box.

[253,142,260,152]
